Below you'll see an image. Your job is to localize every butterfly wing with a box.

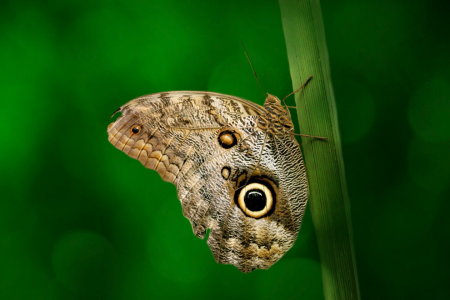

[107,91,308,272]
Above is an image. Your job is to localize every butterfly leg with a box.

[282,75,313,104]
[293,133,328,141]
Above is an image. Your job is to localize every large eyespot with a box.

[218,130,239,149]
[131,125,141,134]
[237,182,274,218]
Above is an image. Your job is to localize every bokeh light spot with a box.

[51,231,118,294]
[148,200,211,286]
[337,80,375,143]
[407,139,450,193]
[408,76,450,142]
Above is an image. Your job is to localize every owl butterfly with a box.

[107,90,308,272]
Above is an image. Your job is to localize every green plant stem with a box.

[279,0,361,299]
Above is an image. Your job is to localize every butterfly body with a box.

[108,91,308,272]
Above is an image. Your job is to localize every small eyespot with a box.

[131,125,141,134]
[237,182,274,218]
[218,130,238,149]
[221,166,231,180]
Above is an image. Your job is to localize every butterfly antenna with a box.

[241,41,266,96]
[111,107,121,118]
[282,75,313,106]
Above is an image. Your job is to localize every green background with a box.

[1,0,449,299]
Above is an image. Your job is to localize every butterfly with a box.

[107,90,308,272]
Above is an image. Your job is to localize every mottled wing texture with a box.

[107,91,308,272]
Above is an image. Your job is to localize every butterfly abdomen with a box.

[258,94,295,134]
